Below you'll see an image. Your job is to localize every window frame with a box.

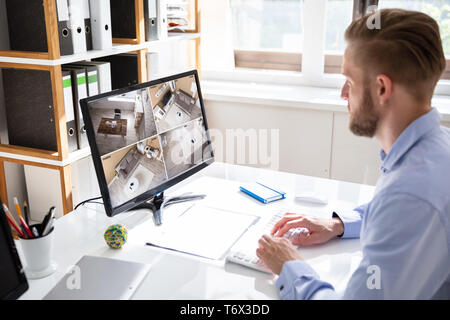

[207,0,450,95]
[234,50,302,72]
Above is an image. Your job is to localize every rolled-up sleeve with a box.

[276,260,338,300]
[333,203,367,239]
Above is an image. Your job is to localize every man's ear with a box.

[375,74,393,105]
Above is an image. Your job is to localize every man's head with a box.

[341,8,446,137]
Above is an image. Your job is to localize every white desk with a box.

[18,162,375,300]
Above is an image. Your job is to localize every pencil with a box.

[18,215,34,238]
[2,204,26,238]
[11,200,33,238]
[13,197,23,218]
[2,203,19,225]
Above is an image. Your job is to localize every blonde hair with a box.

[345,8,446,102]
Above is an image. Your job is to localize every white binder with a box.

[89,0,112,50]
[63,67,89,149]
[146,51,160,80]
[72,61,112,93]
[93,62,111,93]
[75,69,89,149]
[68,0,87,53]
[86,67,99,96]
[145,0,159,41]
[157,0,168,40]
[62,71,78,152]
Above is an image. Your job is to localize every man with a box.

[256,8,450,299]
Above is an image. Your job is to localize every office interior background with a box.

[0,0,449,222]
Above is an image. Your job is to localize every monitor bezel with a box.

[0,201,29,300]
[80,70,214,217]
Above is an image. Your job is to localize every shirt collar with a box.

[380,108,442,173]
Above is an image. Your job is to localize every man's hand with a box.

[256,235,303,275]
[271,212,344,246]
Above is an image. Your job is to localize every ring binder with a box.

[68,61,112,94]
[89,0,113,50]
[62,66,89,150]
[81,0,93,51]
[158,0,168,40]
[5,0,47,53]
[111,0,136,39]
[2,69,57,151]
[68,0,88,53]
[62,71,78,152]
[93,54,138,90]
[56,0,74,56]
[145,0,159,41]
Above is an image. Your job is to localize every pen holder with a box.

[19,226,57,279]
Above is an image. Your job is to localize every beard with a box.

[349,87,380,137]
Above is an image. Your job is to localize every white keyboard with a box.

[226,209,308,273]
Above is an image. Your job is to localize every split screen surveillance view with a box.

[87,74,213,208]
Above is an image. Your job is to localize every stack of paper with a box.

[145,204,259,260]
[167,0,190,32]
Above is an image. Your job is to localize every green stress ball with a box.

[104,224,128,249]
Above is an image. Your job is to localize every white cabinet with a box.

[330,112,381,185]
[204,100,333,178]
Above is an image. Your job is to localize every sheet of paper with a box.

[146,204,259,260]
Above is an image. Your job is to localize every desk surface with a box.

[18,162,375,300]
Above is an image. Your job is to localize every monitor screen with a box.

[0,201,29,300]
[81,70,214,217]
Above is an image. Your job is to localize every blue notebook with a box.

[240,182,286,204]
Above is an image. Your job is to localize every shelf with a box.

[0,146,92,168]
[0,0,200,215]
[0,33,201,67]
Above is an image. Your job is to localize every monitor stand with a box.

[132,192,206,225]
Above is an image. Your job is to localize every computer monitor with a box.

[0,201,29,300]
[80,70,214,220]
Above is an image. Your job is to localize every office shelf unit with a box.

[0,0,201,216]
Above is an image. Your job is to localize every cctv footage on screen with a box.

[87,74,213,208]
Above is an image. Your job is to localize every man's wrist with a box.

[331,216,345,238]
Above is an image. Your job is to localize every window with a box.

[230,0,304,71]
[203,0,449,94]
[324,0,353,74]
[378,0,450,79]
[323,0,450,79]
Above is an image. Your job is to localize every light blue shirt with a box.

[276,108,450,299]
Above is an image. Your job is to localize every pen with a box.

[42,217,54,237]
[2,204,27,238]
[13,198,34,238]
[42,207,55,236]
[32,227,39,238]
[23,201,29,225]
